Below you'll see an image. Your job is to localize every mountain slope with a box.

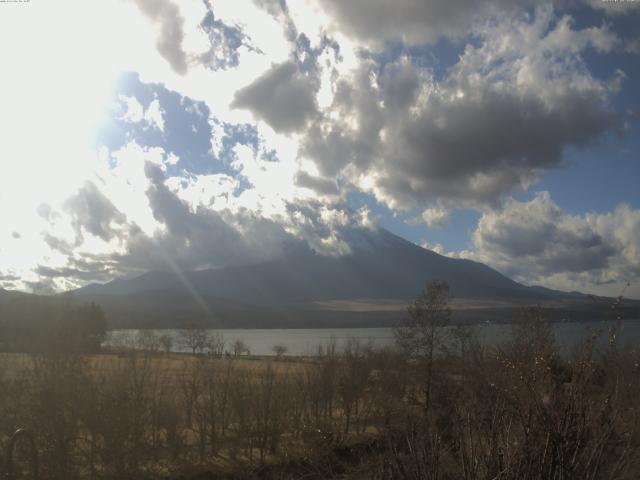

[0,288,28,301]
[75,229,540,302]
[69,228,600,328]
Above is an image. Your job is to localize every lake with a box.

[107,319,640,356]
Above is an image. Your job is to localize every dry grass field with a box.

[2,309,640,479]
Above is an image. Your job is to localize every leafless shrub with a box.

[337,338,372,434]
[0,289,639,479]
[206,332,225,358]
[159,333,173,354]
[136,329,160,353]
[231,338,250,356]
[26,352,90,479]
[271,344,287,358]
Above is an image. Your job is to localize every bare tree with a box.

[395,280,451,415]
[271,344,287,358]
[158,334,173,354]
[136,330,160,353]
[179,326,210,355]
[206,331,225,358]
[338,338,371,433]
[231,338,250,356]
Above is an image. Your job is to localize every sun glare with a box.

[0,1,162,283]
[0,1,173,211]
[0,2,121,206]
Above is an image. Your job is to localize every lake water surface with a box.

[107,320,640,356]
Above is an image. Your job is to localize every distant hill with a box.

[62,228,638,329]
[0,288,28,301]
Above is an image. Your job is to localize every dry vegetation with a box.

[1,287,640,479]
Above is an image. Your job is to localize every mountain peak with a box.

[80,226,527,300]
[66,223,639,329]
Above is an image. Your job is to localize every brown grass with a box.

[1,317,640,480]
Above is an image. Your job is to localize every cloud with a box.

[0,273,20,282]
[132,0,188,74]
[103,163,376,275]
[5,3,634,297]
[32,164,299,287]
[199,1,256,70]
[34,265,114,283]
[418,207,450,228]
[145,99,166,131]
[586,0,640,16]
[119,95,165,131]
[284,201,378,257]
[24,279,58,295]
[106,161,295,271]
[312,0,630,49]
[165,173,239,211]
[301,7,622,211]
[232,61,318,133]
[420,240,446,255]
[313,0,537,47]
[42,233,74,256]
[459,192,640,296]
[295,171,340,197]
[63,181,127,243]
[625,37,640,54]
[104,73,214,175]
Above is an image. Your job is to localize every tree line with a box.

[0,282,639,479]
[0,296,107,353]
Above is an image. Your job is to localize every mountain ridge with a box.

[66,228,622,328]
[4,229,634,328]
[73,228,544,302]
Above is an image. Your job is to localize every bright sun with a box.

[0,1,159,277]
[0,1,169,207]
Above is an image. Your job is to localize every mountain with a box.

[77,229,534,302]
[0,288,28,301]
[66,228,637,329]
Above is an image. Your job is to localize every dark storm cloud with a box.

[232,62,318,133]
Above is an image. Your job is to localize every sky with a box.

[0,0,639,298]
